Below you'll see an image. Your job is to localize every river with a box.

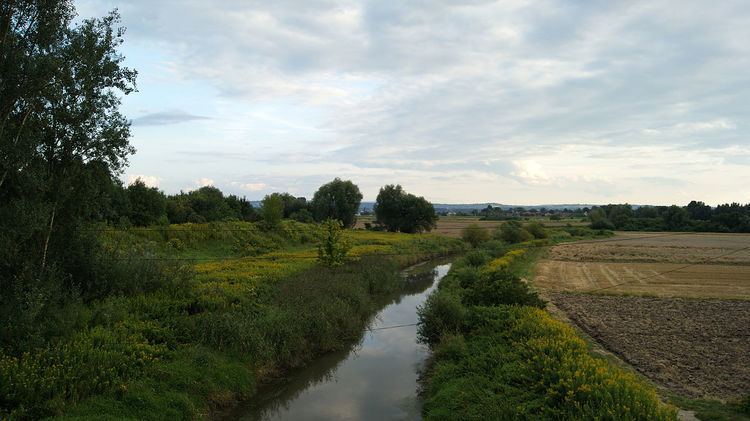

[230,260,452,420]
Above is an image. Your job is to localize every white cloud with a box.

[231,181,268,192]
[126,174,161,188]
[195,178,214,187]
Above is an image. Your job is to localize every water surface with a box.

[233,260,452,421]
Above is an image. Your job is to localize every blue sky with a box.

[76,0,749,205]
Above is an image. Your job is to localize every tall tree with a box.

[374,184,437,233]
[311,178,363,228]
[0,2,136,298]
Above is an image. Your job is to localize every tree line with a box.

[589,201,750,232]
[95,177,439,233]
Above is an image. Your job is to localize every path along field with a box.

[533,232,750,401]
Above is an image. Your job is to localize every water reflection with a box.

[232,261,452,421]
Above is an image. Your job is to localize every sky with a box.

[75,0,749,205]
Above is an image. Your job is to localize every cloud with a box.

[132,109,210,126]
[78,0,750,204]
[231,181,268,192]
[126,174,161,188]
[195,178,214,187]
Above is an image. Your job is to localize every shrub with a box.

[316,219,351,267]
[523,222,547,239]
[417,291,467,347]
[461,224,490,247]
[463,250,492,267]
[462,269,545,308]
[495,221,533,244]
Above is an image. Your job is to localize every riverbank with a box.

[417,231,678,420]
[0,222,463,419]
[228,259,453,420]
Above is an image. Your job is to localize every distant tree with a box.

[311,178,363,228]
[225,194,257,221]
[260,193,284,229]
[374,185,437,233]
[661,205,690,231]
[589,207,614,230]
[290,208,314,223]
[686,200,712,221]
[127,179,167,226]
[269,193,308,218]
[187,186,232,222]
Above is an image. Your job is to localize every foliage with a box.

[523,221,547,239]
[590,202,750,233]
[495,220,533,243]
[374,184,438,233]
[260,194,284,230]
[461,224,490,247]
[0,221,462,418]
[317,219,351,267]
[311,178,362,228]
[423,306,677,420]
[126,179,167,226]
[419,232,674,420]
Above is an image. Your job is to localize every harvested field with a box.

[548,232,750,265]
[550,293,750,400]
[535,232,750,299]
[535,261,750,299]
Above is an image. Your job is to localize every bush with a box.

[316,219,351,267]
[461,224,490,247]
[462,269,545,308]
[417,291,467,347]
[523,222,547,239]
[495,221,533,244]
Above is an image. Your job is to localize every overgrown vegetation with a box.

[0,221,463,419]
[417,227,677,420]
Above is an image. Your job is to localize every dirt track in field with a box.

[550,293,750,399]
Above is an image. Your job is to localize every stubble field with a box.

[534,232,750,401]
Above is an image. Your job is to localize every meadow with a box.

[0,221,463,419]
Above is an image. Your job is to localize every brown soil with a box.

[550,293,750,400]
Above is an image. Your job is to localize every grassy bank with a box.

[417,229,678,420]
[0,221,463,419]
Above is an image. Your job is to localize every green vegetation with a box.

[418,227,677,420]
[0,221,463,419]
[310,178,363,228]
[590,202,750,232]
[317,219,351,267]
[670,395,750,421]
[374,184,438,233]
[460,224,490,247]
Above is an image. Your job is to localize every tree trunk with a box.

[41,201,57,269]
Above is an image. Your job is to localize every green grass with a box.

[0,221,464,420]
[670,395,750,421]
